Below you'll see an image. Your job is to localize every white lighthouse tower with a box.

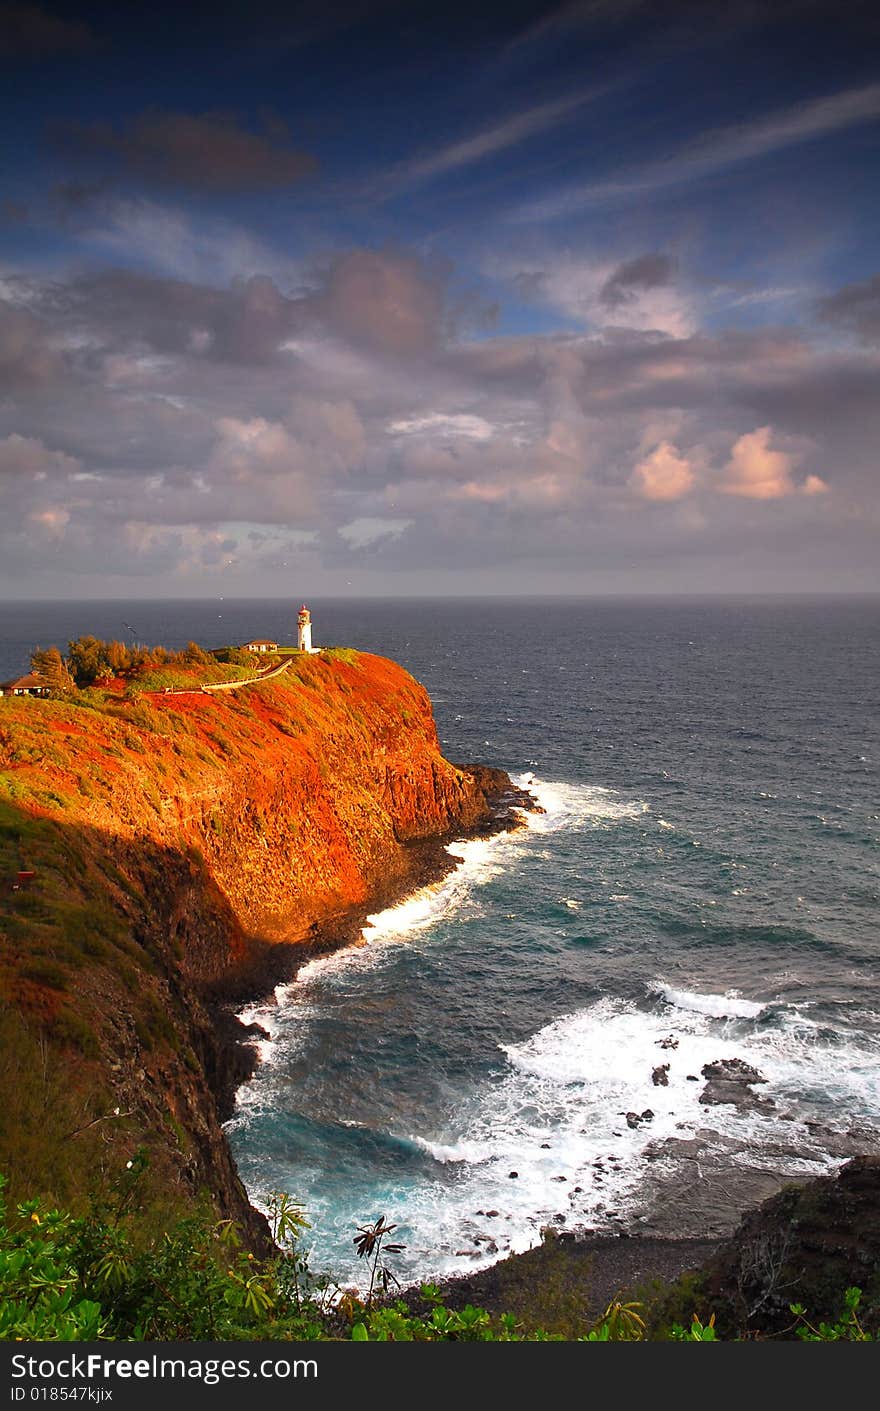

[297,603,317,653]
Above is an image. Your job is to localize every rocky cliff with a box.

[0,649,522,1243]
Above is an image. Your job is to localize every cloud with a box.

[600,254,677,308]
[76,196,300,285]
[512,82,880,221]
[307,249,450,355]
[58,110,317,193]
[506,251,695,337]
[0,249,865,593]
[630,440,696,501]
[802,473,829,495]
[718,425,798,499]
[0,3,94,56]
[338,517,412,549]
[0,300,59,386]
[201,399,366,526]
[393,88,604,187]
[55,268,301,364]
[0,433,80,479]
[818,273,880,343]
[207,416,317,520]
[388,412,494,441]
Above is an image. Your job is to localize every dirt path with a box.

[151,657,294,697]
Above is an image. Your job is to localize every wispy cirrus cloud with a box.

[388,412,495,441]
[511,82,880,221]
[76,196,302,285]
[388,87,607,189]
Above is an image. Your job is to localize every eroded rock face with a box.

[695,1155,880,1336]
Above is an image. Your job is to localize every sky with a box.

[1,0,879,598]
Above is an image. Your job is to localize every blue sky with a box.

[1,0,879,596]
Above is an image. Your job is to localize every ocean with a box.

[3,596,879,1289]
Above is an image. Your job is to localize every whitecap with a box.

[514,773,649,832]
[653,982,766,1019]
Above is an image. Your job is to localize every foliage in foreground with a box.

[0,1172,876,1342]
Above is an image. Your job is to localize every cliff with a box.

[687,1153,880,1336]
[0,649,522,1243]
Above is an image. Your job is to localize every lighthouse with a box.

[297,603,315,653]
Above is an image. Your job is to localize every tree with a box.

[30,645,75,696]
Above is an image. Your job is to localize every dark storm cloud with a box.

[52,270,302,365]
[818,273,880,343]
[0,3,94,56]
[56,110,317,193]
[0,300,59,386]
[599,253,677,308]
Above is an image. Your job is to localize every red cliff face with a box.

[0,650,507,1237]
[190,652,492,965]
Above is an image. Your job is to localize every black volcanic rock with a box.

[699,1058,774,1113]
[692,1155,880,1336]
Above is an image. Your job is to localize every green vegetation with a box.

[23,636,259,694]
[29,647,75,698]
[0,1172,875,1342]
[322,647,361,666]
[210,646,256,666]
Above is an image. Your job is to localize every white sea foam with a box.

[232,980,880,1286]
[394,990,880,1280]
[516,773,649,832]
[293,836,513,988]
[654,983,767,1020]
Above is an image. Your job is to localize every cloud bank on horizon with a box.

[0,0,878,596]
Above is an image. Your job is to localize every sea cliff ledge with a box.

[0,647,530,1244]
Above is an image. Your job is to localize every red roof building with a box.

[0,673,50,698]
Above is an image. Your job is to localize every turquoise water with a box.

[3,597,878,1285]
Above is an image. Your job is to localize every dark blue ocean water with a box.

[2,597,879,1284]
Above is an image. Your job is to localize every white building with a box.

[297,604,320,653]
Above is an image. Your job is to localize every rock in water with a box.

[699,1057,774,1113]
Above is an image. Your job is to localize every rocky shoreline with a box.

[211,762,880,1298]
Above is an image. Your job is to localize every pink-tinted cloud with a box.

[0,432,80,479]
[309,249,449,356]
[719,425,798,499]
[630,440,695,501]
[802,473,830,495]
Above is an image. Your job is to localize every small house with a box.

[0,673,50,698]
[241,639,279,654]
